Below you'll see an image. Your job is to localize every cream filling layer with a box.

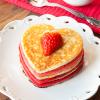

[21,42,82,73]
[29,57,82,80]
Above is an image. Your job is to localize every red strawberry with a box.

[41,32,63,56]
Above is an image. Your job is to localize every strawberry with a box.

[41,32,63,56]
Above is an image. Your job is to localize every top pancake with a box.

[21,24,83,73]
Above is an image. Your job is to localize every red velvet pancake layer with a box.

[19,45,84,77]
[19,45,84,88]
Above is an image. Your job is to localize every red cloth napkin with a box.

[5,0,100,34]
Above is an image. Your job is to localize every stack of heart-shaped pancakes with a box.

[19,24,84,88]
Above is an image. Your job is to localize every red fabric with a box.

[5,0,100,34]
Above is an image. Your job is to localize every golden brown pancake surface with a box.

[21,24,83,72]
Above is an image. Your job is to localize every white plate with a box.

[63,0,93,6]
[0,14,100,100]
